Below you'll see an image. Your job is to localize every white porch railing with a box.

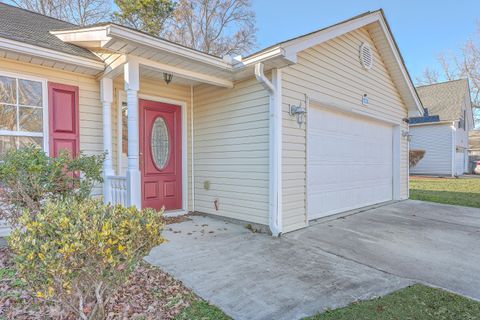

[106,175,128,206]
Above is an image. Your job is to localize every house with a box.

[470,130,480,156]
[409,79,474,176]
[470,130,480,172]
[0,3,422,236]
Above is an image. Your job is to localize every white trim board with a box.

[0,37,104,72]
[116,90,127,174]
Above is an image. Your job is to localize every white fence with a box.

[106,175,128,206]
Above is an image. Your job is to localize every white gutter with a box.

[0,37,105,71]
[254,63,282,237]
[234,47,292,69]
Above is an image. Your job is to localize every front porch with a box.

[100,57,224,213]
[52,22,291,229]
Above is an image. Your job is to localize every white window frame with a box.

[0,70,49,154]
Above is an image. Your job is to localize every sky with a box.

[252,0,479,82]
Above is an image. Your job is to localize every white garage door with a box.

[308,106,394,220]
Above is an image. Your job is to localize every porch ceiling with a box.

[103,38,234,81]
[140,65,200,86]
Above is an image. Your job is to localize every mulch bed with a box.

[0,246,196,320]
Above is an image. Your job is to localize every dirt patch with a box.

[162,214,192,225]
[410,175,451,180]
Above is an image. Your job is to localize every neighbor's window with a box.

[0,75,44,158]
[458,110,466,129]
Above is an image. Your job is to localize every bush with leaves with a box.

[409,149,426,168]
[9,197,165,320]
[0,145,104,226]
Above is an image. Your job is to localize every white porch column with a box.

[124,59,142,208]
[101,77,114,204]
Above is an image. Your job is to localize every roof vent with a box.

[359,42,373,70]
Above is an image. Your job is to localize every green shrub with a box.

[0,145,104,226]
[9,197,165,320]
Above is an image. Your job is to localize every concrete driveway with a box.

[146,200,480,320]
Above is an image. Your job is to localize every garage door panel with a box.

[308,106,393,220]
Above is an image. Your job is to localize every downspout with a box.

[406,120,410,199]
[254,63,282,237]
[451,121,456,177]
[190,85,195,212]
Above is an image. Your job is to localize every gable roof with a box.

[416,79,469,121]
[0,2,100,61]
[239,9,423,115]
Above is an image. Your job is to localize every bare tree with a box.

[164,0,257,56]
[438,53,458,81]
[11,0,111,25]
[416,24,480,128]
[458,40,480,105]
[416,67,439,85]
[10,0,63,16]
[60,0,111,25]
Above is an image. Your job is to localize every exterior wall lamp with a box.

[163,73,173,85]
[402,129,412,142]
[289,102,306,127]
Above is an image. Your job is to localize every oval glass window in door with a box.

[151,117,170,169]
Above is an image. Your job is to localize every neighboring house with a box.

[470,130,480,156]
[409,79,474,176]
[0,3,422,236]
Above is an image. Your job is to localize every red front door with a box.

[139,99,182,211]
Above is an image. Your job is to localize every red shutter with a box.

[48,82,79,157]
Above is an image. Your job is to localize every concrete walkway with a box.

[146,200,480,320]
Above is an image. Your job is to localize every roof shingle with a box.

[0,2,100,61]
[416,79,469,121]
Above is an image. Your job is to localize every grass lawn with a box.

[305,284,480,320]
[410,176,480,208]
[175,301,231,320]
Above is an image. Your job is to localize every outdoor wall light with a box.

[289,102,307,127]
[163,73,173,85]
[402,129,413,142]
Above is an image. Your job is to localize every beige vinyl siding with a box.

[410,123,453,175]
[282,27,409,233]
[111,77,194,211]
[0,57,104,196]
[193,78,270,225]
